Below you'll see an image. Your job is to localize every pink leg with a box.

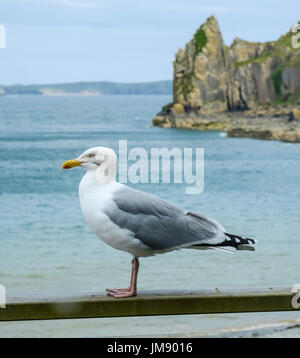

[106,257,139,298]
[106,258,135,293]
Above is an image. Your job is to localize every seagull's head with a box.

[62,146,117,182]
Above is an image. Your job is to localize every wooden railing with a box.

[0,287,298,322]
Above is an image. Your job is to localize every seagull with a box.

[62,146,256,298]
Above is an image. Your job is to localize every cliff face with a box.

[154,16,300,126]
[173,16,230,115]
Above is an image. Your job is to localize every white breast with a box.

[78,172,152,257]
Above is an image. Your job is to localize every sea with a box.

[0,95,300,337]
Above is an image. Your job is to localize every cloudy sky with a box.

[0,0,299,84]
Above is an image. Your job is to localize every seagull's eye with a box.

[88,154,95,158]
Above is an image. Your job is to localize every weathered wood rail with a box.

[0,287,298,322]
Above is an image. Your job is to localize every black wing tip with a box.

[224,233,257,247]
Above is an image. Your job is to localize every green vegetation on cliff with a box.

[235,28,300,69]
[175,72,195,97]
[234,53,272,67]
[271,68,284,96]
[193,26,208,55]
[233,28,300,103]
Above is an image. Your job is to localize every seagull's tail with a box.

[191,233,257,253]
[220,233,257,252]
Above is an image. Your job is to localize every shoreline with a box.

[121,320,300,338]
[153,105,300,143]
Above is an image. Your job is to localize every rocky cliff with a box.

[153,16,300,142]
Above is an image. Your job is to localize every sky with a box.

[0,0,299,85]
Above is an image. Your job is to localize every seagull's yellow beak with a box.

[62,159,82,169]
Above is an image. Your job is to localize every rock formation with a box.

[153,16,300,142]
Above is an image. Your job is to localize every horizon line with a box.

[0,79,173,87]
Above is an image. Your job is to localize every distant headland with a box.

[153,16,300,142]
[0,80,172,96]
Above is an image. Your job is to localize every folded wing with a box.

[105,186,227,251]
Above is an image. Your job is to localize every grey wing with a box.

[105,186,226,251]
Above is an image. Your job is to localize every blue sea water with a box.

[0,95,300,337]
